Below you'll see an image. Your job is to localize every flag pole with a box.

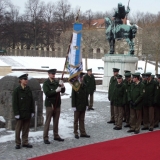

[61,9,81,80]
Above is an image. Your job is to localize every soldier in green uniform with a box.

[127,73,145,134]
[123,72,132,127]
[123,70,131,123]
[83,68,96,111]
[107,68,120,123]
[154,74,160,128]
[43,69,65,144]
[72,72,90,139]
[142,72,156,131]
[12,74,34,149]
[112,74,126,130]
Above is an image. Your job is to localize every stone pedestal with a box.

[102,54,139,90]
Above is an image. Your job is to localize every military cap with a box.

[116,74,123,79]
[87,68,92,72]
[132,72,140,78]
[79,72,85,78]
[124,72,131,77]
[48,69,57,74]
[124,70,131,73]
[141,73,146,78]
[145,72,152,77]
[113,68,120,72]
[19,74,28,80]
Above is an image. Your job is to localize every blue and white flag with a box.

[66,23,83,91]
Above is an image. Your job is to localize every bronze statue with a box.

[105,2,137,55]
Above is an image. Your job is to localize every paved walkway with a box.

[0,92,158,160]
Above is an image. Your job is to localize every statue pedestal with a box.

[102,54,139,90]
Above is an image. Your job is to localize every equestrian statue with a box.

[105,2,137,55]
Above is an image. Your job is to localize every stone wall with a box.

[0,76,43,130]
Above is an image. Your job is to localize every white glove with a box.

[59,80,63,85]
[31,113,34,117]
[86,106,88,111]
[72,107,76,111]
[56,86,61,92]
[15,115,20,119]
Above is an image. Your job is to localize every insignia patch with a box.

[143,89,145,93]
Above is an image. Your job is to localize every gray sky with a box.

[12,0,160,15]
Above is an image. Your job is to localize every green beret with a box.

[132,72,140,78]
[156,74,160,78]
[145,72,152,77]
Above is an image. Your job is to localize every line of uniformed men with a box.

[108,68,160,134]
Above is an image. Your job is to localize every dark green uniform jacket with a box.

[128,81,145,110]
[83,74,96,94]
[155,82,160,106]
[124,80,133,104]
[43,78,65,107]
[112,82,126,107]
[108,76,117,101]
[12,85,34,120]
[143,79,156,107]
[71,83,88,111]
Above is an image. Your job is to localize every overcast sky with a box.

[11,0,160,15]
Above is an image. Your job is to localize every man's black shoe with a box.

[80,134,90,138]
[22,144,33,148]
[154,125,159,128]
[127,129,135,133]
[15,145,21,149]
[75,135,79,139]
[90,108,94,110]
[124,124,130,128]
[134,130,140,134]
[87,108,90,111]
[107,120,115,124]
[141,127,149,130]
[113,127,122,130]
[149,128,153,131]
[44,140,50,144]
[54,137,64,141]
[123,119,126,122]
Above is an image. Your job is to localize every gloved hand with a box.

[15,115,20,119]
[72,107,76,111]
[59,80,63,85]
[86,106,88,111]
[56,86,61,92]
[31,113,34,117]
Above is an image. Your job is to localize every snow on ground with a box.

[0,116,5,122]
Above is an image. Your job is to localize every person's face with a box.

[48,73,55,79]
[114,71,118,76]
[87,71,92,75]
[132,77,137,82]
[117,78,122,83]
[126,77,131,81]
[20,77,28,85]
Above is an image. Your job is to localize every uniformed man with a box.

[123,72,132,127]
[83,68,96,111]
[12,73,34,149]
[127,73,145,134]
[112,74,126,130]
[43,69,65,144]
[154,74,160,128]
[72,72,90,139]
[142,72,156,131]
[107,68,120,123]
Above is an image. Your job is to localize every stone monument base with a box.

[102,54,139,90]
